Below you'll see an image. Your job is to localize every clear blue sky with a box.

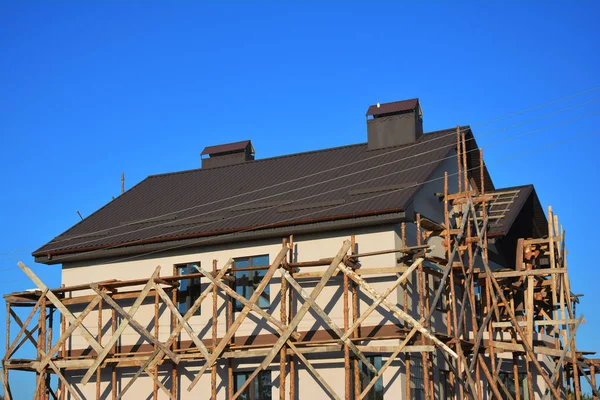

[1,1,599,397]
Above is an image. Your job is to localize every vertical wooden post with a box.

[512,351,521,400]
[96,299,103,400]
[456,125,462,194]
[572,354,582,400]
[591,363,597,400]
[228,261,235,399]
[171,265,178,400]
[211,259,218,400]
[344,253,351,400]
[111,306,116,400]
[288,235,296,400]
[38,294,47,400]
[525,254,535,400]
[405,354,411,400]
[280,239,288,400]
[416,215,431,400]
[59,284,66,400]
[153,280,159,400]
[46,308,53,400]
[4,302,10,400]
[351,235,360,400]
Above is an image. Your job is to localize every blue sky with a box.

[1,1,599,397]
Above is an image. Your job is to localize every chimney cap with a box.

[201,140,254,157]
[366,98,421,117]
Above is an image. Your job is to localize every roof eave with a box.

[35,210,407,265]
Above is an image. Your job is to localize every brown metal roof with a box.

[366,99,420,117]
[201,140,253,156]
[33,128,471,262]
[484,185,547,237]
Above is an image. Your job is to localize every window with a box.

[432,275,448,312]
[233,370,272,400]
[357,355,383,400]
[410,357,425,400]
[498,371,528,400]
[439,370,452,399]
[177,262,202,315]
[234,255,270,312]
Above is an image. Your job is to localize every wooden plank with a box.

[92,285,179,363]
[153,284,210,359]
[118,262,233,400]
[17,262,103,354]
[259,241,353,371]
[289,344,341,400]
[80,267,161,385]
[480,268,566,279]
[337,262,457,359]
[341,258,423,342]
[36,294,102,372]
[280,268,376,374]
[193,264,297,339]
[481,258,563,400]
[359,327,418,400]
[6,291,47,359]
[491,318,585,328]
[187,246,290,391]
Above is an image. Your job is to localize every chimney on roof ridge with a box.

[365,98,423,150]
[201,140,255,169]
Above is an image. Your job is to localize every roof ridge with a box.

[148,127,460,179]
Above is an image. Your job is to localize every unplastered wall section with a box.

[61,224,399,351]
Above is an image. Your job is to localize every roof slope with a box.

[484,184,547,237]
[34,128,463,260]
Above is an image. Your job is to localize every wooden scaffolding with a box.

[2,131,596,400]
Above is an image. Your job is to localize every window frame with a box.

[176,262,202,316]
[355,355,384,400]
[432,274,448,312]
[233,254,271,312]
[233,369,272,400]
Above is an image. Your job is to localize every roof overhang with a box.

[36,210,407,265]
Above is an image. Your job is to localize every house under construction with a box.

[2,98,598,399]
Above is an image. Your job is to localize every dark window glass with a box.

[176,262,201,315]
[439,370,452,399]
[234,255,270,312]
[432,275,448,311]
[498,372,528,400]
[358,355,383,400]
[233,370,272,400]
[410,357,425,400]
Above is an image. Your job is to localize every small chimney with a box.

[201,140,255,169]
[365,98,423,150]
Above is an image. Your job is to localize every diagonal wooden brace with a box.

[118,261,234,400]
[9,307,82,400]
[341,258,423,342]
[279,267,376,374]
[259,241,352,370]
[7,290,47,359]
[18,262,103,354]
[359,326,419,399]
[37,294,103,372]
[337,261,458,359]
[187,246,290,391]
[81,266,162,385]
[193,264,300,339]
[92,284,180,363]
[154,283,211,359]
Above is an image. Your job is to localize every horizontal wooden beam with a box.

[491,318,585,328]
